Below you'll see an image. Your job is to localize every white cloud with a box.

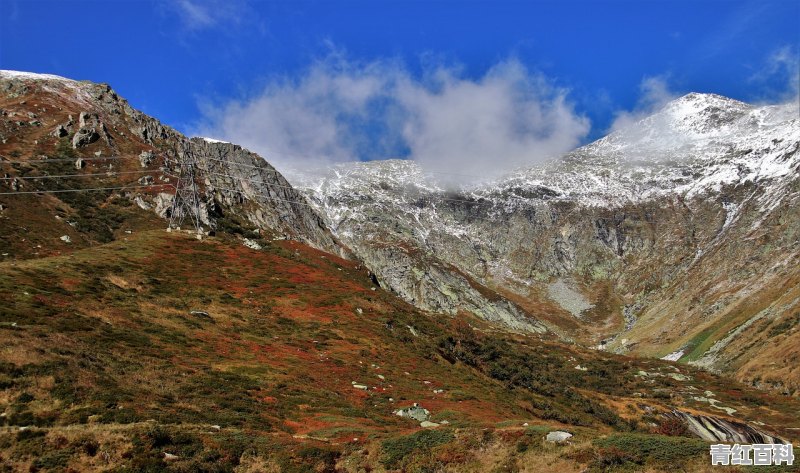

[195,57,590,182]
[166,0,260,33]
[609,75,678,133]
[174,0,215,30]
[749,46,799,102]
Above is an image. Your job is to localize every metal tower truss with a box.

[167,146,204,235]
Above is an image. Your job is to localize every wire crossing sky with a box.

[1,0,798,173]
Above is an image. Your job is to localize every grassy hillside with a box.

[1,230,797,472]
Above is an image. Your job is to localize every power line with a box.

[201,156,283,173]
[0,155,140,164]
[0,183,174,196]
[204,184,316,208]
[1,152,510,182]
[0,169,160,180]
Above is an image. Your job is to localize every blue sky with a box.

[1,0,798,171]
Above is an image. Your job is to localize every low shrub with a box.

[593,433,708,463]
[381,429,455,469]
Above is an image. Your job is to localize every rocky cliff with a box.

[0,70,342,256]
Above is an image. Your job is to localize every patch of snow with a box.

[198,137,230,144]
[0,70,74,82]
[661,350,684,361]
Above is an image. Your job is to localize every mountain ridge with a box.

[296,91,800,392]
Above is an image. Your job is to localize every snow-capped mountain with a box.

[295,93,800,392]
[498,93,798,206]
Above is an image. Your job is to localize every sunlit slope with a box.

[1,230,797,471]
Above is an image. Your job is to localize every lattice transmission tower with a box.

[167,146,204,235]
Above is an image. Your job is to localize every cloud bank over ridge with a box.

[194,56,590,181]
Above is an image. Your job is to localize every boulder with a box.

[243,238,262,250]
[546,431,573,443]
[134,196,152,210]
[394,403,430,422]
[139,151,155,168]
[72,127,99,148]
[79,111,98,128]
[419,421,439,428]
[154,193,174,218]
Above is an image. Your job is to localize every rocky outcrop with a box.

[139,150,154,167]
[71,127,99,148]
[672,411,785,444]
[188,138,344,256]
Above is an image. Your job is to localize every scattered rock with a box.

[163,452,179,461]
[243,238,262,250]
[134,196,152,210]
[79,111,98,128]
[546,431,573,443]
[666,372,689,381]
[72,127,99,148]
[139,150,155,168]
[153,193,174,218]
[352,384,368,391]
[75,158,84,170]
[52,124,69,137]
[420,421,440,428]
[394,403,430,422]
[138,175,154,185]
[59,235,71,243]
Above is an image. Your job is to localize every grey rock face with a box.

[71,127,99,148]
[52,124,69,137]
[153,193,174,219]
[139,151,154,168]
[188,138,343,256]
[79,111,98,128]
